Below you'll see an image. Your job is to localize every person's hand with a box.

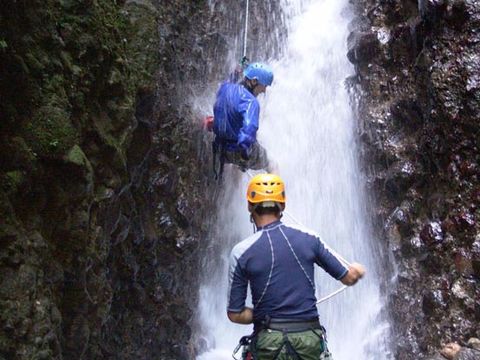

[350,262,366,278]
[340,262,365,286]
[240,56,250,69]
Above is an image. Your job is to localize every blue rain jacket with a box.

[213,81,260,153]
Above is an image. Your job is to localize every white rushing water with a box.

[197,0,392,359]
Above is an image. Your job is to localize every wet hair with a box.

[241,79,256,95]
[253,204,281,216]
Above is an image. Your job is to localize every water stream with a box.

[197,1,392,359]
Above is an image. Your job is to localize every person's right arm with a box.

[340,262,365,285]
[313,234,365,285]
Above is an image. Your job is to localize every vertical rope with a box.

[243,0,250,57]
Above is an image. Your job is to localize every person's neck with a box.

[254,215,280,228]
[241,80,256,96]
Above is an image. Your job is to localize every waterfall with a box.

[197,0,392,359]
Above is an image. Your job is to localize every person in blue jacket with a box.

[212,62,274,177]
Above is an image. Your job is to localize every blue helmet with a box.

[243,62,274,86]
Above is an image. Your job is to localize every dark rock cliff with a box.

[0,0,216,359]
[348,0,480,358]
[7,0,478,359]
[0,0,286,358]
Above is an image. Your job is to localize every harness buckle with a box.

[232,335,254,360]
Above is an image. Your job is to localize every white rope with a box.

[243,0,250,57]
[245,170,352,304]
[316,285,348,304]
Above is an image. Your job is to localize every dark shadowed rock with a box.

[0,0,219,358]
[472,236,480,277]
[390,99,424,131]
[454,248,474,276]
[385,160,418,200]
[422,289,448,317]
[347,31,379,65]
[420,221,444,246]
[350,0,480,357]
[418,0,447,19]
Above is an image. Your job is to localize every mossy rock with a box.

[1,171,26,195]
[124,1,159,89]
[64,145,87,167]
[24,105,78,158]
[63,145,94,186]
[10,137,37,165]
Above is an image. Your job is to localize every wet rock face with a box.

[1,0,285,357]
[350,0,480,358]
[0,0,213,359]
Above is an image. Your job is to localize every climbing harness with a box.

[233,318,330,360]
[212,140,225,181]
[245,170,352,305]
[212,140,250,181]
[233,334,256,360]
[270,331,303,360]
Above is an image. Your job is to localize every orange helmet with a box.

[247,173,286,205]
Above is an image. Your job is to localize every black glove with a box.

[240,56,250,69]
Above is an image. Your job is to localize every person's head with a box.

[247,173,285,221]
[243,63,274,97]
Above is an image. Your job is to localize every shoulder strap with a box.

[269,331,302,360]
[212,140,226,181]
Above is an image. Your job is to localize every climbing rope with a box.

[238,0,352,305]
[245,170,351,304]
[243,0,250,58]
